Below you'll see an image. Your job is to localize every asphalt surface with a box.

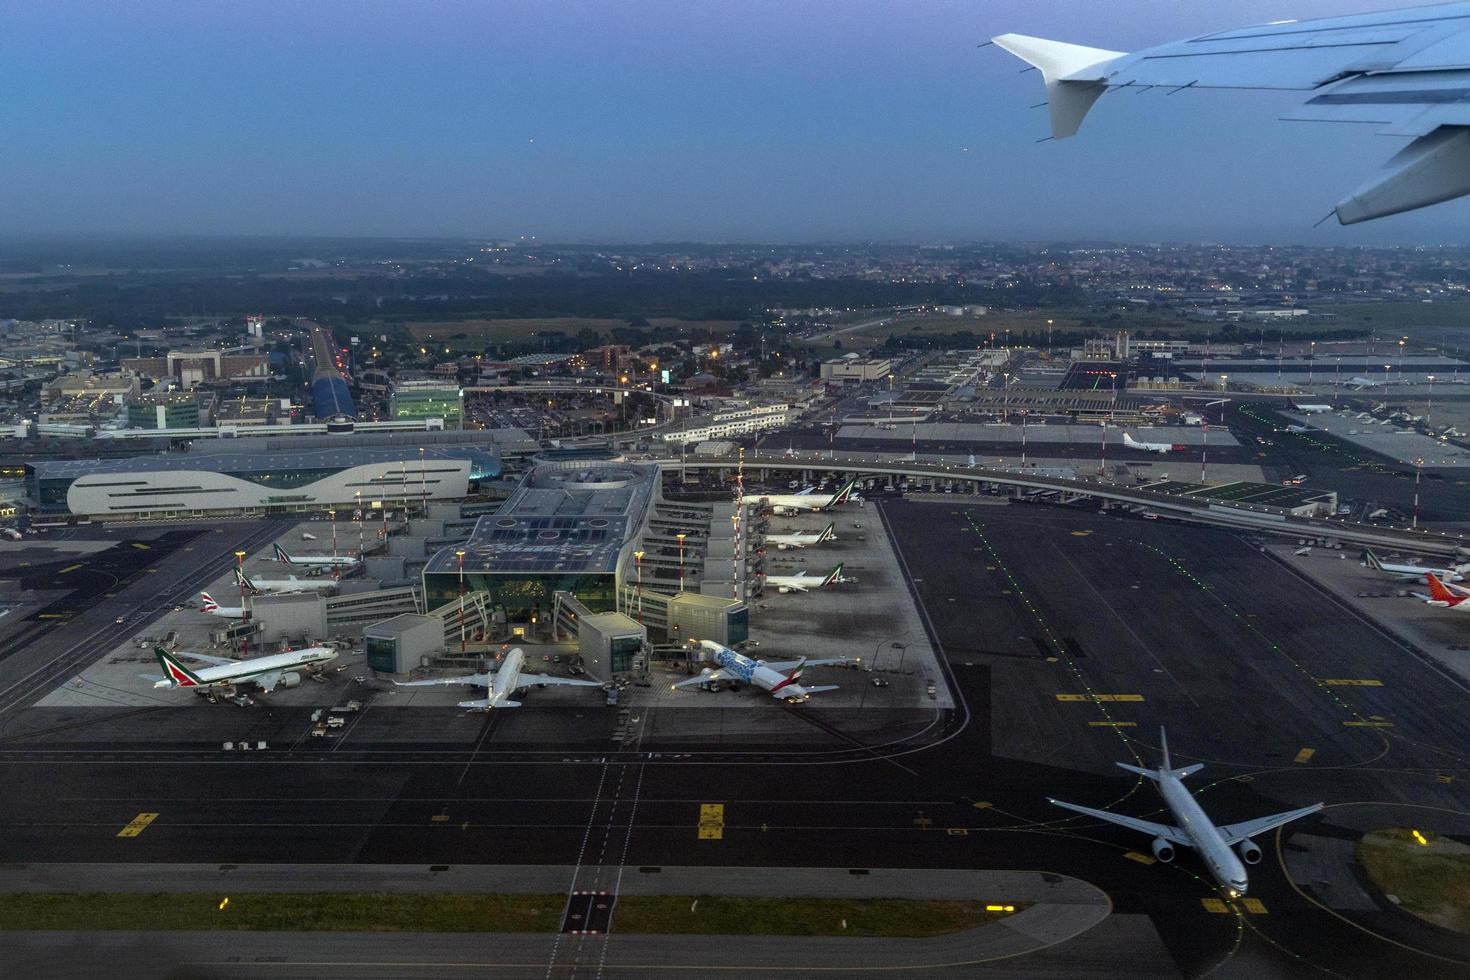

[0,508,1467,978]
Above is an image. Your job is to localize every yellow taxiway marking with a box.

[131,542,150,550]
[1057,694,1144,702]
[1437,774,1454,784]
[1241,897,1268,915]
[430,813,449,823]
[1294,748,1315,764]
[1070,530,1093,537]
[1124,851,1156,865]
[1345,720,1393,728]
[946,827,969,836]
[1322,679,1383,687]
[57,564,83,574]
[1089,721,1137,727]
[1200,898,1229,913]
[38,613,67,620]
[117,812,158,838]
[698,803,724,840]
[16,561,28,567]
[971,801,993,810]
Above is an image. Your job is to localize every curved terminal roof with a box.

[312,375,356,423]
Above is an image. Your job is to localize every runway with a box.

[0,506,1466,977]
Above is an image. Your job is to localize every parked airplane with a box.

[763,563,847,594]
[1349,376,1411,390]
[0,528,21,541]
[234,566,338,594]
[995,3,1470,224]
[272,543,360,570]
[199,591,247,618]
[1416,573,1470,611]
[1361,549,1466,584]
[147,645,337,694]
[766,522,837,551]
[391,647,602,709]
[1122,432,1183,454]
[752,478,859,516]
[673,639,857,703]
[1049,728,1322,898]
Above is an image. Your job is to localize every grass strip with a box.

[1357,828,1470,934]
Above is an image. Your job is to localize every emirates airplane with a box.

[673,639,857,703]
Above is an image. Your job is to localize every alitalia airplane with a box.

[199,591,248,618]
[147,645,338,694]
[672,639,857,703]
[1049,728,1322,898]
[1122,432,1181,455]
[391,647,603,709]
[272,543,361,571]
[1361,549,1467,584]
[765,522,837,551]
[234,566,338,594]
[763,563,847,594]
[752,478,859,516]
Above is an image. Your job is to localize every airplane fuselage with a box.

[1157,772,1251,897]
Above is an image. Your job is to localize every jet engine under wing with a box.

[1216,803,1325,846]
[523,673,603,688]
[1048,797,1191,846]
[994,2,1470,223]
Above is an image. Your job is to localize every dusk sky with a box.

[4,0,1465,244]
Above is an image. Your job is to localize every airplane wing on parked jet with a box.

[994,3,1470,223]
[393,673,492,688]
[761,658,857,671]
[673,670,734,688]
[519,672,603,688]
[1215,803,1325,846]
[1048,798,1192,847]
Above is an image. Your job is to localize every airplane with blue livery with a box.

[672,639,858,703]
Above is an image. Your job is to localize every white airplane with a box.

[391,647,602,709]
[1122,432,1180,455]
[199,591,248,618]
[752,478,858,516]
[1049,728,1323,898]
[147,645,337,694]
[234,566,337,595]
[1361,549,1466,584]
[272,543,360,570]
[763,563,847,594]
[1348,377,1409,390]
[765,522,837,551]
[994,3,1470,224]
[1415,573,1470,611]
[672,639,857,703]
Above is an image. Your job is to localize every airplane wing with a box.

[995,4,1470,223]
[1216,803,1324,846]
[393,673,492,688]
[761,658,856,671]
[521,673,604,688]
[1049,798,1191,847]
[459,698,519,710]
[254,671,282,690]
[170,651,239,667]
[673,670,734,689]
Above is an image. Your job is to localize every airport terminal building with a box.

[421,462,655,624]
[27,433,502,521]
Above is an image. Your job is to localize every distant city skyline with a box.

[6,0,1468,245]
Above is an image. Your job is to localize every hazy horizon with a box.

[7,0,1470,246]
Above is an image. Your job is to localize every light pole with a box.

[419,446,427,515]
[1021,410,1028,469]
[235,550,249,654]
[1413,458,1423,529]
[633,551,644,624]
[676,533,686,592]
[456,549,466,653]
[355,490,364,556]
[1399,338,1406,381]
[1426,375,1436,430]
[1098,419,1107,479]
[1046,319,1053,356]
[1309,341,1315,385]
[329,509,337,558]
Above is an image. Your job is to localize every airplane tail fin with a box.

[1427,573,1461,603]
[273,543,291,562]
[155,647,203,687]
[1361,549,1382,570]
[830,479,856,506]
[200,591,218,611]
[823,563,845,586]
[1159,726,1172,771]
[821,522,836,542]
[785,657,808,683]
[992,34,1125,139]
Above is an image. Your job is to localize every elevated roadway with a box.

[652,452,1470,558]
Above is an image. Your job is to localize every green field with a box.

[1356,828,1470,934]
[0,892,1020,937]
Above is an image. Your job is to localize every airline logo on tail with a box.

[200,591,220,612]
[155,647,202,687]
[1361,549,1385,571]
[272,543,292,563]
[232,567,259,591]
[768,657,807,695]
[821,563,845,587]
[829,479,857,506]
[1427,573,1470,607]
[818,522,836,543]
